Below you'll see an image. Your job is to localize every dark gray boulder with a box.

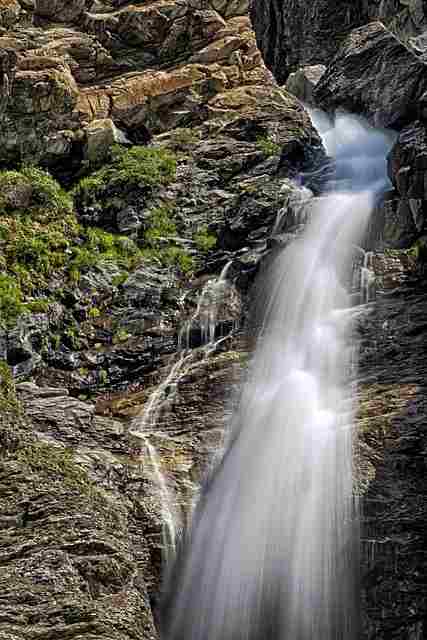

[314,22,427,128]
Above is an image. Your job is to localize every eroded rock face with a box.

[0,0,286,170]
[0,0,20,28]
[314,22,427,128]
[388,121,427,233]
[357,251,427,639]
[250,0,427,83]
[0,4,327,640]
[250,0,378,84]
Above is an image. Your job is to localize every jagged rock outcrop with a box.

[357,251,427,639]
[1,1,426,639]
[314,22,427,128]
[379,0,427,46]
[250,0,427,83]
[250,0,375,84]
[0,0,291,171]
[388,121,427,235]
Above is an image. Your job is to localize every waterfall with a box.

[160,112,394,640]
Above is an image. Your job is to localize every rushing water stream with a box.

[160,112,394,640]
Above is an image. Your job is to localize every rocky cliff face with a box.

[251,0,427,83]
[0,2,327,639]
[1,1,427,639]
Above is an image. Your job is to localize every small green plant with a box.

[21,166,73,216]
[163,246,194,273]
[256,135,281,157]
[24,299,51,314]
[0,274,24,325]
[0,360,20,416]
[65,327,81,350]
[0,167,72,220]
[141,205,195,273]
[73,145,177,207]
[51,334,61,350]
[88,306,101,319]
[194,227,217,252]
[111,272,128,287]
[113,328,131,344]
[169,128,201,148]
[17,443,90,492]
[144,204,177,245]
[70,227,142,275]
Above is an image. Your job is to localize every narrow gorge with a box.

[0,1,426,639]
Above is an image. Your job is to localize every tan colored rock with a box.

[0,56,80,164]
[0,0,304,169]
[210,0,248,18]
[84,117,129,164]
[21,30,115,83]
[0,0,20,28]
[11,66,78,115]
[189,35,243,63]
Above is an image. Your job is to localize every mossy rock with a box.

[0,360,20,417]
[73,145,177,213]
[0,166,73,221]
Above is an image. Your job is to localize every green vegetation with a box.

[168,128,201,149]
[69,227,142,277]
[409,236,427,262]
[73,146,177,207]
[0,274,24,324]
[24,299,52,314]
[194,226,217,252]
[141,205,195,273]
[0,360,20,416]
[256,135,281,157]
[17,442,91,492]
[0,167,145,323]
[0,167,72,221]
[0,147,218,327]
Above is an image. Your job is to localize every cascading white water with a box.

[160,113,394,640]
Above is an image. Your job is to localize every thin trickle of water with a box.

[160,113,395,640]
[130,261,237,558]
[143,436,180,563]
[360,250,375,303]
[179,260,234,350]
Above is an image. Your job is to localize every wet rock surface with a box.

[357,252,427,639]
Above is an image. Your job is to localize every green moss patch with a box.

[256,135,281,157]
[140,204,194,273]
[0,360,20,416]
[0,166,73,221]
[17,442,91,492]
[73,145,177,209]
